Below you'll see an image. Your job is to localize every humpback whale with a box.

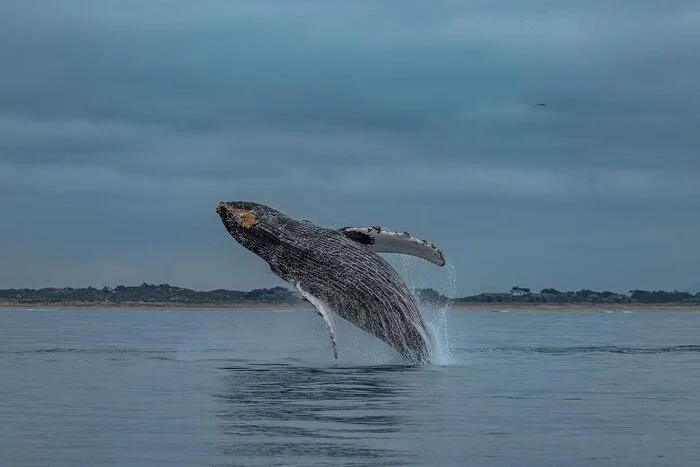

[216,201,446,364]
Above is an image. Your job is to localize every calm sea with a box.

[1,309,699,466]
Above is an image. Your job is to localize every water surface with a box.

[1,309,699,466]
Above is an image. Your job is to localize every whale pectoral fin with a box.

[293,283,338,359]
[339,227,446,267]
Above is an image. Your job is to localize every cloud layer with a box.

[1,1,699,294]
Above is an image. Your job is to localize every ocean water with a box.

[1,308,699,467]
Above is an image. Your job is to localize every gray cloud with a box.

[1,0,699,294]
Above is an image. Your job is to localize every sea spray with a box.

[391,256,457,365]
[427,262,456,365]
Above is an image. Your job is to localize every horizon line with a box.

[1,283,698,297]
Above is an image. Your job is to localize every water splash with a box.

[391,255,457,365]
[425,261,456,365]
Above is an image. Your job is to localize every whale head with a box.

[216,201,300,261]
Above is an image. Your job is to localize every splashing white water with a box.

[391,255,457,365]
[425,261,457,365]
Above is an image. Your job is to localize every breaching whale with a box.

[216,201,446,364]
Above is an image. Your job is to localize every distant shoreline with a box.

[454,303,700,312]
[0,302,298,311]
[2,302,700,312]
[3,285,697,311]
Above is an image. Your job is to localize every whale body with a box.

[216,201,446,364]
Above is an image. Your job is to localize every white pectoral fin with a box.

[340,226,446,266]
[294,282,338,359]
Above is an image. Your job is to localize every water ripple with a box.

[212,363,419,465]
[467,345,700,355]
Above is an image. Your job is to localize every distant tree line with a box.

[415,286,700,305]
[0,283,698,307]
[0,283,301,306]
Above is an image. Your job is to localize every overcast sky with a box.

[1,1,699,296]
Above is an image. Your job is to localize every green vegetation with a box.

[0,283,698,307]
[0,284,300,307]
[416,287,700,306]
